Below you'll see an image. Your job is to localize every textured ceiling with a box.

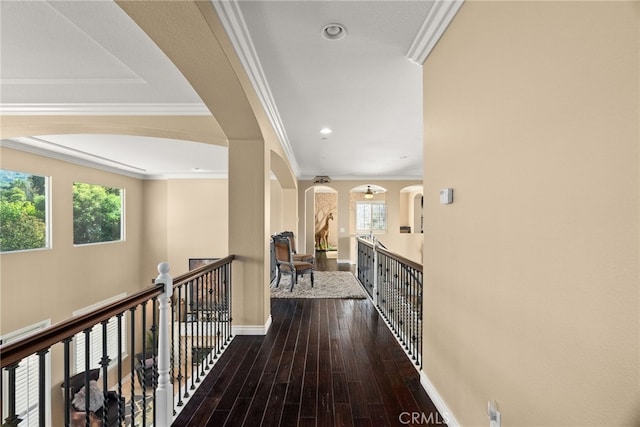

[0,1,458,180]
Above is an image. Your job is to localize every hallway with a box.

[172,263,442,426]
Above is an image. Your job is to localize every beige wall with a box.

[271,178,283,234]
[0,147,145,334]
[142,179,230,282]
[422,2,639,425]
[0,147,146,423]
[0,147,233,423]
[166,179,229,274]
[141,179,169,281]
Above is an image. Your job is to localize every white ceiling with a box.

[0,1,461,180]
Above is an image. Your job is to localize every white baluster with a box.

[155,262,173,426]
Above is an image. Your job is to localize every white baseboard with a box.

[337,259,354,264]
[232,314,272,335]
[419,370,460,427]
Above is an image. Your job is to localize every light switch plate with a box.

[439,188,453,204]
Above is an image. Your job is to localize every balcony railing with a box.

[0,255,235,426]
[356,238,423,367]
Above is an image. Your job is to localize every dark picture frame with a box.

[189,258,218,271]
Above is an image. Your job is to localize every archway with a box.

[400,185,424,234]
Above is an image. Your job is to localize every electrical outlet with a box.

[488,401,501,427]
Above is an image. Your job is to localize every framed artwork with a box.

[189,258,219,271]
[186,258,228,321]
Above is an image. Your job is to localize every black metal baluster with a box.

[83,328,91,427]
[213,268,218,363]
[37,348,47,426]
[393,257,399,338]
[189,278,196,391]
[197,275,205,379]
[399,261,406,348]
[129,308,136,423]
[100,320,110,426]
[227,262,233,343]
[390,257,396,333]
[206,271,212,367]
[418,269,423,366]
[386,256,393,332]
[380,256,387,320]
[117,313,124,423]
[63,338,72,427]
[415,267,419,361]
[177,284,185,405]
[410,267,415,364]
[222,264,228,347]
[4,362,21,426]
[416,267,422,365]
[396,259,402,343]
[141,301,147,427]
[203,272,210,366]
[401,263,408,351]
[215,267,221,359]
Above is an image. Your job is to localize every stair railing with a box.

[356,238,423,368]
[0,255,235,426]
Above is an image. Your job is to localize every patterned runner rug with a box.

[124,395,154,426]
[271,271,367,299]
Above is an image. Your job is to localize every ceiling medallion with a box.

[322,23,347,41]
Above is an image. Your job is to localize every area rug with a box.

[124,395,154,426]
[271,271,367,299]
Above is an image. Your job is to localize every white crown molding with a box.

[300,174,423,181]
[406,0,464,65]
[1,138,145,179]
[0,103,211,116]
[148,172,228,180]
[1,137,228,180]
[211,0,301,178]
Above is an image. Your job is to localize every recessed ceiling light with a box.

[320,128,332,135]
[322,23,347,41]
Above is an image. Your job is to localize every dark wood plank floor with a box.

[172,257,444,427]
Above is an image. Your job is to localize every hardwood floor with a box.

[172,258,443,427]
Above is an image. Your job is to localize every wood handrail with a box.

[0,284,164,369]
[376,245,423,273]
[356,237,423,273]
[357,237,375,250]
[1,255,236,368]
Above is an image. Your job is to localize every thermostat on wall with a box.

[439,188,453,204]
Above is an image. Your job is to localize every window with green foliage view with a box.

[0,170,48,252]
[73,182,123,245]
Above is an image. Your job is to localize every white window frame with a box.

[0,169,51,253]
[1,320,51,427]
[73,294,128,374]
[72,182,125,247]
[355,201,387,234]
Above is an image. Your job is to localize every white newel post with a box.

[155,262,173,426]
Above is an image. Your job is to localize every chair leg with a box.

[290,271,297,291]
[275,268,281,288]
[310,271,314,287]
